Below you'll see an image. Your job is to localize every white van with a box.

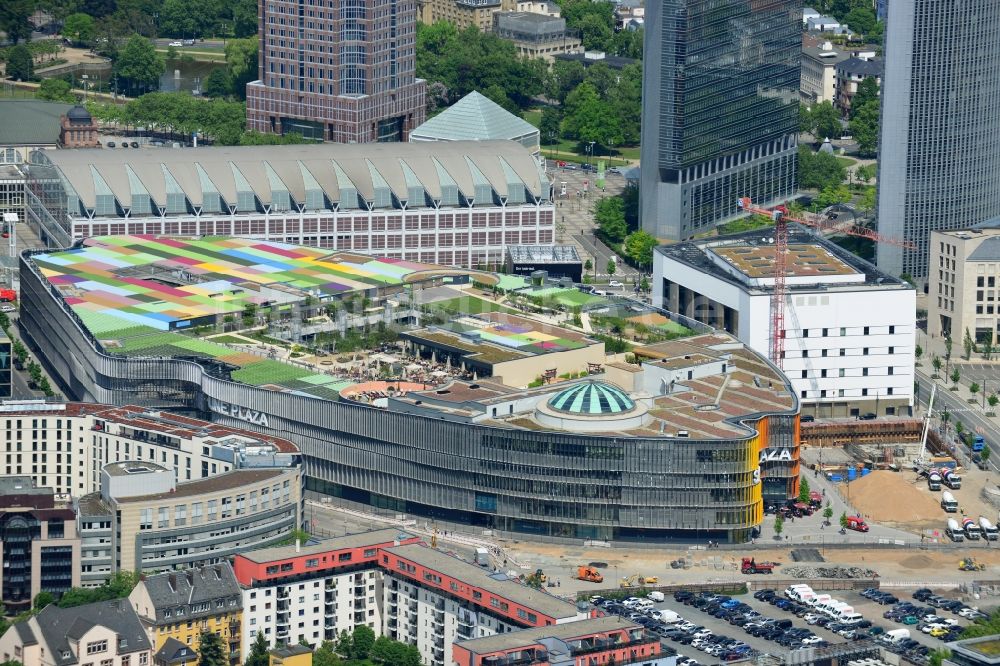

[658,610,681,624]
[633,599,654,611]
[785,585,813,601]
[808,594,832,608]
[648,591,665,602]
[840,613,864,625]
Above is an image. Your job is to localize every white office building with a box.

[653,230,916,417]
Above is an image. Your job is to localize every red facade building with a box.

[246,0,426,142]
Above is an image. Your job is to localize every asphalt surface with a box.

[916,370,1000,473]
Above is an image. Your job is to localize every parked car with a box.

[169,41,183,46]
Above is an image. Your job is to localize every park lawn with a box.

[523,109,541,127]
[550,290,604,308]
[208,334,256,344]
[431,296,516,315]
[836,156,856,167]
[157,48,227,62]
[657,320,691,335]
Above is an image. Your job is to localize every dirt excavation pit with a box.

[839,470,943,524]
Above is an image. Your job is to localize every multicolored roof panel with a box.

[35,235,434,331]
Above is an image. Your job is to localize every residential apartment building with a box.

[78,462,302,585]
[928,227,1000,344]
[419,0,515,30]
[492,12,582,61]
[876,0,1000,279]
[516,0,559,17]
[639,0,800,240]
[129,563,243,665]
[835,56,881,115]
[246,0,426,142]
[0,401,298,499]
[233,530,584,666]
[653,229,917,417]
[452,616,672,666]
[0,476,80,613]
[0,598,153,666]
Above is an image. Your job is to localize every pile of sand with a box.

[899,554,935,570]
[839,470,942,523]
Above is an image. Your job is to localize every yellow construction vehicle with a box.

[525,568,547,588]
[620,574,658,588]
[960,558,986,572]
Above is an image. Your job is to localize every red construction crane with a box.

[735,198,915,368]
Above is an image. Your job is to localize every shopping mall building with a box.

[20,240,801,544]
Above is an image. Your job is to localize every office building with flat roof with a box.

[640,0,800,241]
[876,0,1000,280]
[246,0,426,143]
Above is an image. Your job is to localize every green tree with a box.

[823,505,833,523]
[915,344,923,362]
[594,196,627,243]
[312,640,339,666]
[245,631,270,666]
[38,376,53,397]
[640,276,650,292]
[482,84,518,115]
[335,630,352,657]
[858,186,876,214]
[224,36,258,99]
[583,258,593,279]
[203,67,232,98]
[971,382,981,399]
[984,340,994,360]
[851,77,880,118]
[982,445,992,464]
[606,258,617,277]
[350,625,376,660]
[929,650,952,666]
[114,35,165,96]
[577,12,613,50]
[32,591,55,610]
[623,230,657,268]
[798,147,846,190]
[989,395,999,412]
[850,101,880,158]
[196,630,226,666]
[840,511,848,528]
[0,0,34,44]
[951,367,961,388]
[799,105,815,134]
[844,7,876,35]
[964,327,975,360]
[816,185,852,208]
[371,636,393,663]
[539,106,562,144]
[945,335,953,369]
[855,163,877,183]
[0,312,8,331]
[931,354,942,376]
[562,81,619,145]
[810,101,842,140]
[5,44,34,81]
[547,58,586,103]
[774,514,784,538]
[63,12,96,45]
[37,78,75,102]
[798,477,811,503]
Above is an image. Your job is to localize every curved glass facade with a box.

[548,381,636,415]
[20,255,800,543]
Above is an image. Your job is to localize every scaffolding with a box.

[800,419,923,448]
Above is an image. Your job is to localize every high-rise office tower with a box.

[639,0,800,241]
[876,0,1000,280]
[247,0,426,142]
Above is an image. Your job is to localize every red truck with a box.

[0,289,16,302]
[845,516,869,532]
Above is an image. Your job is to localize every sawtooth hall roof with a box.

[29,139,550,215]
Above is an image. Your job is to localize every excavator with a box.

[959,558,986,572]
[525,568,548,588]
[620,574,658,588]
[576,565,604,583]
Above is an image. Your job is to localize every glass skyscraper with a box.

[876,0,1000,280]
[639,0,800,241]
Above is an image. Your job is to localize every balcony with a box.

[275,629,289,640]
[387,619,398,630]
[408,602,418,613]
[325,579,336,590]
[276,587,289,600]
[434,600,445,611]
[457,624,474,640]
[433,647,444,661]
[433,611,445,627]
[389,592,398,603]
[570,636,656,657]
[277,599,290,610]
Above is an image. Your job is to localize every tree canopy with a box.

[416,22,546,111]
[114,35,165,96]
[850,101,879,158]
[5,44,34,82]
[797,147,847,191]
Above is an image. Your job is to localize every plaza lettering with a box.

[210,399,270,427]
[759,448,792,463]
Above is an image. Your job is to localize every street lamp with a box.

[586,141,595,167]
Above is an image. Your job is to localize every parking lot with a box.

[591,584,981,666]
